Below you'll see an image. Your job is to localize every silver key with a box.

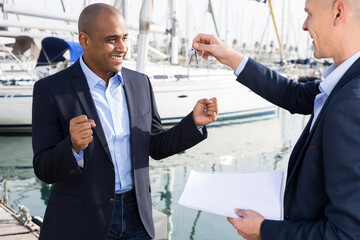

[188,48,198,65]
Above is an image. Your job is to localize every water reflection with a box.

[190,211,202,240]
[0,136,33,179]
[149,110,307,240]
[0,110,308,239]
[0,135,49,216]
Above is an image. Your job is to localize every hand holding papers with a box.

[178,170,283,220]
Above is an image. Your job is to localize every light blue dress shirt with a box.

[234,56,249,77]
[73,56,133,193]
[310,51,360,130]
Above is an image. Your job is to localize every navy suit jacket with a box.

[237,58,360,240]
[32,60,207,240]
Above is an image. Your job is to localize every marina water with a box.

[0,109,308,240]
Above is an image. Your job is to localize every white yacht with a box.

[0,0,280,132]
[0,37,276,132]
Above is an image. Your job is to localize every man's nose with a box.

[115,41,127,52]
[302,18,309,31]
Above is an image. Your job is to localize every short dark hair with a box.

[78,3,120,35]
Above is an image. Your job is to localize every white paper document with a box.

[178,170,283,220]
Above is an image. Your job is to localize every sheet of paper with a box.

[178,170,283,220]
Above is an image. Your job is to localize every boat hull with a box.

[0,77,276,132]
[0,85,33,133]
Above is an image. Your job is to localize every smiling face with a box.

[79,7,128,82]
[302,0,335,59]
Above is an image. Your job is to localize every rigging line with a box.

[231,2,245,43]
[60,0,66,12]
[0,40,38,80]
[268,0,285,62]
[186,1,214,34]
[255,13,271,57]
[207,0,220,37]
[60,0,71,25]
[281,0,286,43]
[192,11,208,33]
[242,4,269,39]
[288,2,302,60]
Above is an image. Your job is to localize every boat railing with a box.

[0,40,38,81]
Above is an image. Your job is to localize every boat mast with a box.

[208,0,220,38]
[136,0,153,73]
[170,0,178,65]
[268,0,285,64]
[82,0,90,8]
[225,0,229,44]
[281,0,285,46]
[114,0,132,60]
[185,0,190,64]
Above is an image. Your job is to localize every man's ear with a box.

[79,32,90,49]
[333,0,345,26]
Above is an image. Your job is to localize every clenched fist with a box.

[69,115,96,153]
[193,97,218,126]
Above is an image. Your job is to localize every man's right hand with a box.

[192,34,244,71]
[69,115,96,154]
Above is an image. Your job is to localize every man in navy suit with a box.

[193,0,360,239]
[32,3,218,240]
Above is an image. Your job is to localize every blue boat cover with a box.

[36,37,83,66]
[289,58,318,66]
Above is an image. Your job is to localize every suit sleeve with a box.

[237,58,320,115]
[146,77,207,160]
[260,94,360,240]
[32,81,82,184]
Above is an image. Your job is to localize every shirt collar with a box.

[79,55,123,90]
[320,50,360,95]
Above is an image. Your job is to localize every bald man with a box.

[192,0,360,239]
[32,3,218,240]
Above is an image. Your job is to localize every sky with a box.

[1,0,310,58]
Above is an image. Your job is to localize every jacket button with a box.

[109,198,114,205]
[69,169,75,175]
[285,215,289,220]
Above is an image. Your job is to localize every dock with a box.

[0,201,167,240]
[0,202,40,240]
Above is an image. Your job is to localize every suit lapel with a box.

[121,68,137,161]
[308,57,360,133]
[121,68,136,126]
[286,114,313,181]
[69,61,112,162]
[286,56,360,185]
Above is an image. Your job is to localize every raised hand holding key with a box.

[192,34,243,71]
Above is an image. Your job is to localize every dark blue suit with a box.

[32,61,207,240]
[237,58,360,239]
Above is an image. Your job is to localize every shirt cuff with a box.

[234,56,249,77]
[72,149,84,168]
[197,125,204,135]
